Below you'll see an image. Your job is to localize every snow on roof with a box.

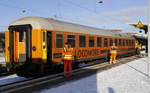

[10,16,133,38]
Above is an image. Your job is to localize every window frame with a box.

[123,39,126,46]
[115,38,118,46]
[79,35,86,48]
[89,35,95,48]
[19,31,25,42]
[56,33,64,49]
[119,39,122,46]
[129,40,131,46]
[104,38,108,47]
[110,38,113,46]
[131,40,134,46]
[97,36,102,47]
[126,40,128,46]
[67,34,76,48]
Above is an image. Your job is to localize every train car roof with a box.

[10,16,134,38]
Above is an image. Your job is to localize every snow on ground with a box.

[0,57,5,62]
[97,57,149,93]
[38,57,150,93]
[0,74,27,86]
[38,74,97,93]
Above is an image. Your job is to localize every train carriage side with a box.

[51,30,136,64]
[5,17,136,77]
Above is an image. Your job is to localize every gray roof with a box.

[10,16,134,38]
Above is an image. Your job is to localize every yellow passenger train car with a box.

[5,17,136,76]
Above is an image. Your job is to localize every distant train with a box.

[5,17,137,77]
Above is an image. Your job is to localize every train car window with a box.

[89,36,94,47]
[132,40,134,46]
[56,34,63,48]
[129,40,131,46]
[133,40,135,46]
[19,31,25,42]
[67,35,75,48]
[126,40,128,46]
[104,38,108,47]
[131,40,133,46]
[119,39,121,46]
[122,39,124,46]
[97,37,102,47]
[110,38,113,46]
[79,35,86,47]
[115,39,118,46]
[43,32,46,42]
[123,39,125,46]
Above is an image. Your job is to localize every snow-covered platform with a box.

[0,74,27,86]
[40,57,150,93]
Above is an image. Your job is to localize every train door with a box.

[9,25,32,63]
[47,32,52,63]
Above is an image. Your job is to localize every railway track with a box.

[0,55,143,93]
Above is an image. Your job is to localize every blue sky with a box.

[0,0,148,32]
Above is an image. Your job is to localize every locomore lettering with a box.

[76,49,101,58]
